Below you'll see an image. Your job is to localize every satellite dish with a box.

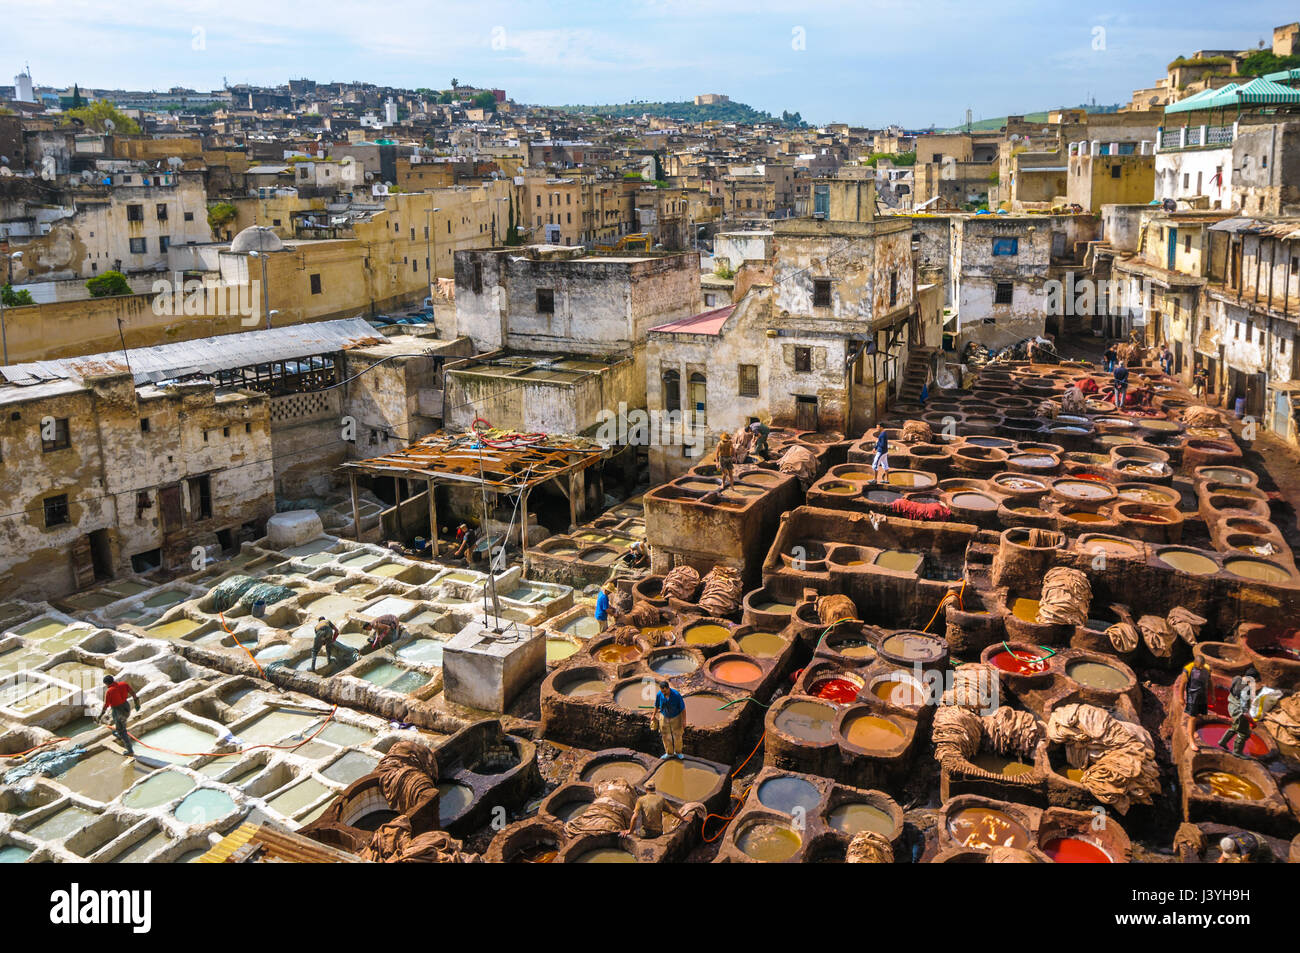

[0,168,11,177]
[1162,198,1177,212]
[104,118,115,132]
[167,156,183,169]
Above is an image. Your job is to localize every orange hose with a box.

[218,610,265,678]
[0,737,70,759]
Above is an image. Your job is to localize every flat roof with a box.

[1,318,383,387]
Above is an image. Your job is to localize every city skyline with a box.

[4,0,1290,127]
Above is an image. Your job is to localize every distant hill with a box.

[553,100,805,126]
[940,104,1122,133]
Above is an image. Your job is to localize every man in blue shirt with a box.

[653,679,686,759]
[1112,362,1129,407]
[594,584,611,632]
[872,428,890,484]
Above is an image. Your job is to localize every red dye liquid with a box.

[990,651,1045,675]
[1195,723,1268,757]
[812,678,861,704]
[1208,680,1231,717]
[1042,836,1111,863]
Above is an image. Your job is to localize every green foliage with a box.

[60,101,141,134]
[713,263,735,279]
[1,284,35,306]
[86,270,131,298]
[865,151,917,167]
[1239,50,1300,76]
[1168,55,1234,70]
[206,201,237,236]
[556,100,804,126]
[470,91,497,112]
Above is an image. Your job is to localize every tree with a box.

[86,270,131,298]
[60,101,141,134]
[505,194,523,246]
[70,84,85,109]
[206,201,237,237]
[451,78,459,90]
[1,284,35,306]
[471,91,497,113]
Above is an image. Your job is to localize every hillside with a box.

[553,99,804,126]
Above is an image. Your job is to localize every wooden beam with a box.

[349,473,361,542]
[427,478,439,557]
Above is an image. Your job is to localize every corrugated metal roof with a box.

[1,318,382,387]
[650,305,736,336]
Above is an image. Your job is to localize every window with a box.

[688,372,707,425]
[1183,173,1190,189]
[140,417,150,433]
[309,274,322,295]
[43,494,69,528]
[662,369,681,413]
[1184,234,1191,253]
[813,278,832,308]
[183,211,194,222]
[410,227,415,240]
[126,204,144,222]
[889,270,898,308]
[42,417,70,452]
[738,364,759,397]
[536,195,542,207]
[794,346,812,372]
[472,262,483,294]
[995,281,1014,305]
[1111,164,1121,179]
[129,237,147,254]
[813,185,829,218]
[537,288,555,313]
[156,203,168,221]
[704,293,716,307]
[992,237,1019,256]
[189,475,212,521]
[159,236,170,253]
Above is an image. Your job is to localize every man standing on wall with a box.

[99,675,141,757]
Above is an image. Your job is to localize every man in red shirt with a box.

[98,675,141,756]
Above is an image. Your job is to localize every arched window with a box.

[689,372,707,426]
[663,369,681,414]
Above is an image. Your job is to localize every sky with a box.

[1,0,1291,127]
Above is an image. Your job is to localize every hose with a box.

[127,706,338,758]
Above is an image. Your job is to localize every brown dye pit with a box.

[683,692,732,727]
[595,644,643,664]
[1063,511,1108,523]
[652,760,722,801]
[952,492,998,511]
[872,677,927,706]
[737,821,802,862]
[875,550,924,572]
[581,759,646,784]
[827,802,895,836]
[1224,559,1290,584]
[1195,770,1265,801]
[710,658,763,685]
[842,712,905,749]
[1065,660,1129,691]
[1081,536,1139,556]
[683,623,731,646]
[971,753,1036,777]
[1055,480,1112,501]
[737,632,786,657]
[1157,551,1218,575]
[948,807,1030,850]
[774,700,837,743]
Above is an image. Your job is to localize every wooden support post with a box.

[567,470,579,530]
[520,487,531,578]
[349,473,361,542]
[427,478,439,557]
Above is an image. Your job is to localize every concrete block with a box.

[266,510,324,549]
[442,619,544,712]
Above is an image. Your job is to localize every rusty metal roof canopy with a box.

[342,429,610,491]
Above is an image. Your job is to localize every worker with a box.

[626,779,688,838]
[1182,656,1210,731]
[1112,361,1129,406]
[98,674,141,757]
[1193,365,1209,400]
[716,431,735,489]
[871,428,890,484]
[1160,345,1174,375]
[594,584,612,633]
[1061,383,1086,416]
[451,523,477,561]
[622,539,650,569]
[311,615,340,673]
[1217,831,1264,863]
[363,613,402,650]
[652,678,686,760]
[1218,667,1258,755]
[749,419,771,459]
[1103,343,1117,373]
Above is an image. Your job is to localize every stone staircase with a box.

[894,345,939,412]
